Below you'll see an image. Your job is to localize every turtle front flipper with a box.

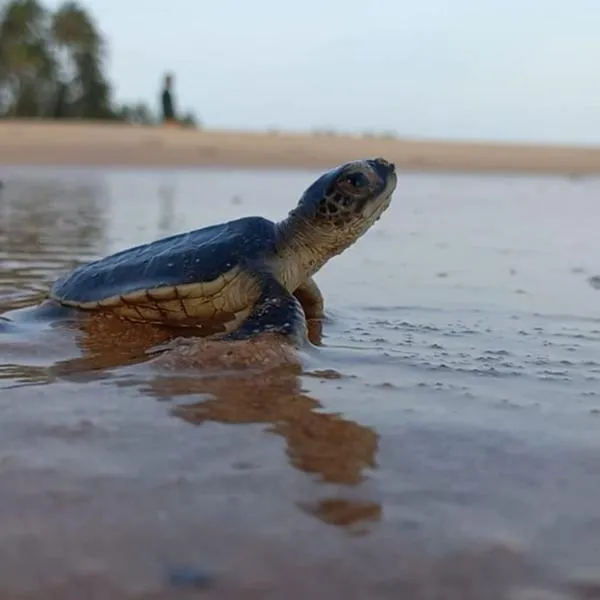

[222,278,308,346]
[293,277,324,320]
[293,277,324,345]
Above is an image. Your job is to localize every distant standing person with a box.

[161,73,177,125]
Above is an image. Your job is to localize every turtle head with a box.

[291,157,397,255]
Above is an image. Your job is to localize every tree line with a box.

[0,0,198,126]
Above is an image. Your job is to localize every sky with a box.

[46,0,600,145]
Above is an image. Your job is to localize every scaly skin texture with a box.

[53,271,324,330]
[52,266,263,335]
[269,158,396,295]
[45,158,397,344]
[292,278,325,345]
[292,278,324,320]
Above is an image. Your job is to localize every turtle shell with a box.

[50,216,277,306]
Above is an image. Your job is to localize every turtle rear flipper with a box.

[222,279,308,346]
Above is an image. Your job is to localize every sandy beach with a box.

[1,119,600,174]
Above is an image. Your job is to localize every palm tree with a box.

[51,1,99,51]
[0,0,56,116]
[0,0,115,118]
[51,1,114,119]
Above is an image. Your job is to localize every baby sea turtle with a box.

[46,158,397,345]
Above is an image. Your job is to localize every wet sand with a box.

[1,167,600,598]
[2,120,600,174]
[1,319,597,600]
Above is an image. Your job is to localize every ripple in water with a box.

[1,167,600,597]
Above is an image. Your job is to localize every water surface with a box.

[0,166,599,599]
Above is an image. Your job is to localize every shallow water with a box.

[1,165,600,598]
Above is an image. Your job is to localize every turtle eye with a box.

[344,171,369,188]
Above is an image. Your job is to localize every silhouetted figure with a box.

[161,73,177,125]
[53,82,69,119]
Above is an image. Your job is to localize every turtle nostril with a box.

[379,158,395,172]
[370,157,395,178]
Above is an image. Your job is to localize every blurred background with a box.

[1,0,599,144]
